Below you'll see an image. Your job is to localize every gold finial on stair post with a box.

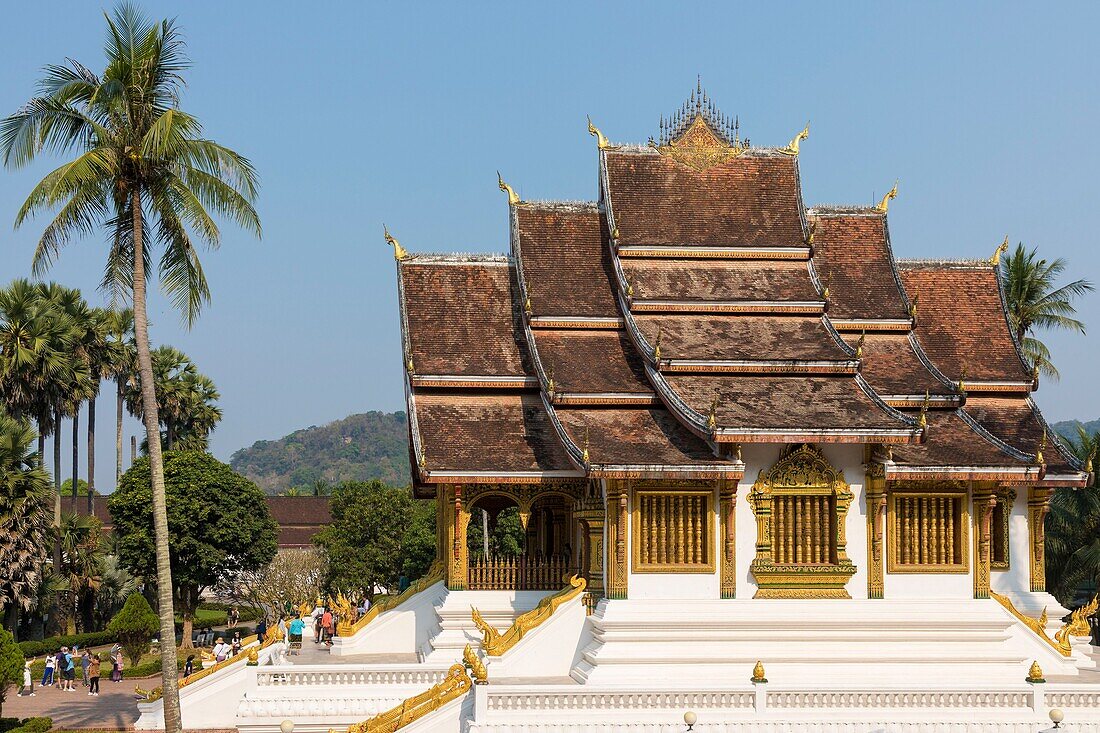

[1027,660,1045,683]
[751,661,768,683]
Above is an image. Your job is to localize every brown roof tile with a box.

[635,315,850,362]
[662,374,909,432]
[530,329,650,394]
[811,214,910,321]
[891,410,1029,468]
[622,259,819,302]
[266,496,332,525]
[899,263,1032,383]
[516,205,619,318]
[555,407,726,467]
[605,150,806,247]
[964,396,1079,473]
[402,260,531,376]
[857,333,954,396]
[414,392,573,473]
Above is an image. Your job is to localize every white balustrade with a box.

[252,665,448,688]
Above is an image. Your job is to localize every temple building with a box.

[136,88,1100,733]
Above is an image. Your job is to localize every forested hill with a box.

[229,411,410,493]
[1052,418,1100,443]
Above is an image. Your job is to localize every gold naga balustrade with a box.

[988,590,1097,658]
[138,627,280,702]
[337,645,483,733]
[337,561,445,636]
[471,574,587,656]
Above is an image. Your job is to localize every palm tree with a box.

[1045,427,1100,604]
[81,307,119,513]
[1000,243,1094,380]
[0,410,54,638]
[57,511,104,634]
[125,346,221,451]
[105,308,136,487]
[1,6,260,728]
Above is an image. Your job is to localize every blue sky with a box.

[2,1,1098,491]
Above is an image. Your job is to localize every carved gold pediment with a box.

[655,115,747,172]
[753,443,848,494]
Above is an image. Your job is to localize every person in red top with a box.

[320,608,334,645]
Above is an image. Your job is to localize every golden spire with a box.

[989,236,1010,267]
[653,325,662,361]
[918,390,929,429]
[497,171,520,205]
[383,224,409,261]
[581,426,590,464]
[875,180,899,213]
[707,396,719,430]
[855,330,865,359]
[751,661,767,683]
[587,115,612,150]
[781,121,810,156]
[1036,431,1046,465]
[1027,660,1045,683]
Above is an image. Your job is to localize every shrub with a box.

[0,630,23,719]
[8,719,51,733]
[106,595,159,667]
[18,631,113,658]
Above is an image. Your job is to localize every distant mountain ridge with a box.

[229,411,410,493]
[1052,418,1100,444]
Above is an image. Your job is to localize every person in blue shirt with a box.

[288,616,305,645]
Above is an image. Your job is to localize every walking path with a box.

[6,675,153,730]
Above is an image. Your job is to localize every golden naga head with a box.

[587,115,612,150]
[875,180,899,213]
[383,224,409,261]
[781,121,810,156]
[497,171,520,205]
[989,235,1010,267]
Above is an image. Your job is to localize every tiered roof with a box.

[394,89,1088,493]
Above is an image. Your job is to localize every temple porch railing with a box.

[467,554,571,591]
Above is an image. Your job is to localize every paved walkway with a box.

[6,675,154,730]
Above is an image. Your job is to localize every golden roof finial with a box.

[581,426,590,464]
[781,121,810,156]
[957,379,966,394]
[383,224,409,261]
[990,235,1010,267]
[875,180,899,213]
[751,661,767,684]
[707,396,719,431]
[497,171,520,205]
[524,280,532,316]
[653,325,662,361]
[1036,431,1046,465]
[1027,660,1045,684]
[546,365,555,397]
[918,390,930,429]
[611,225,620,240]
[405,350,415,374]
[806,220,816,245]
[908,292,918,320]
[625,279,634,298]
[587,115,612,150]
[822,286,830,300]
[855,330,865,359]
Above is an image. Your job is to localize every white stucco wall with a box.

[992,487,1032,596]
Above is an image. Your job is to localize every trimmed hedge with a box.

[18,632,113,658]
[0,718,52,733]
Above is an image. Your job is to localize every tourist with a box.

[288,615,305,654]
[256,617,268,642]
[112,649,124,682]
[80,648,91,688]
[321,607,334,645]
[228,606,240,628]
[87,654,101,696]
[184,655,195,677]
[41,652,55,687]
[61,647,76,691]
[311,605,323,644]
[18,658,34,697]
[231,633,242,656]
[212,636,230,663]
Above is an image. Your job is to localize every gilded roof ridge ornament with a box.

[523,279,532,316]
[707,396,719,431]
[497,171,520,205]
[875,180,899,213]
[855,330,865,359]
[806,220,816,245]
[917,390,930,429]
[780,121,810,156]
[990,235,1010,267]
[581,426,590,465]
[908,292,918,320]
[586,115,614,150]
[653,325,662,361]
[1036,430,1046,465]
[383,224,409,261]
[546,365,555,397]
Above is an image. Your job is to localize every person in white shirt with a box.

[212,637,231,663]
[311,605,324,644]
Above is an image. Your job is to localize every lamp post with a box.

[1047,709,1064,730]
[683,710,697,731]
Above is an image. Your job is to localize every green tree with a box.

[107,593,159,667]
[402,499,438,581]
[1045,429,1100,604]
[1000,243,1094,379]
[0,411,54,636]
[110,451,277,647]
[57,512,104,634]
[0,627,24,718]
[59,478,90,496]
[314,481,429,599]
[124,346,222,452]
[2,4,261,725]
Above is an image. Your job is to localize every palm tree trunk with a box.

[87,396,95,515]
[116,380,124,487]
[131,189,182,733]
[72,406,79,513]
[53,405,62,492]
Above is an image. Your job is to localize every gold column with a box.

[1028,486,1054,592]
[606,482,629,600]
[720,482,737,599]
[973,490,995,599]
[573,497,605,597]
[449,485,469,591]
[865,464,886,599]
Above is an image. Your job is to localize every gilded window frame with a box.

[630,488,715,574]
[990,488,1013,571]
[886,485,970,574]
